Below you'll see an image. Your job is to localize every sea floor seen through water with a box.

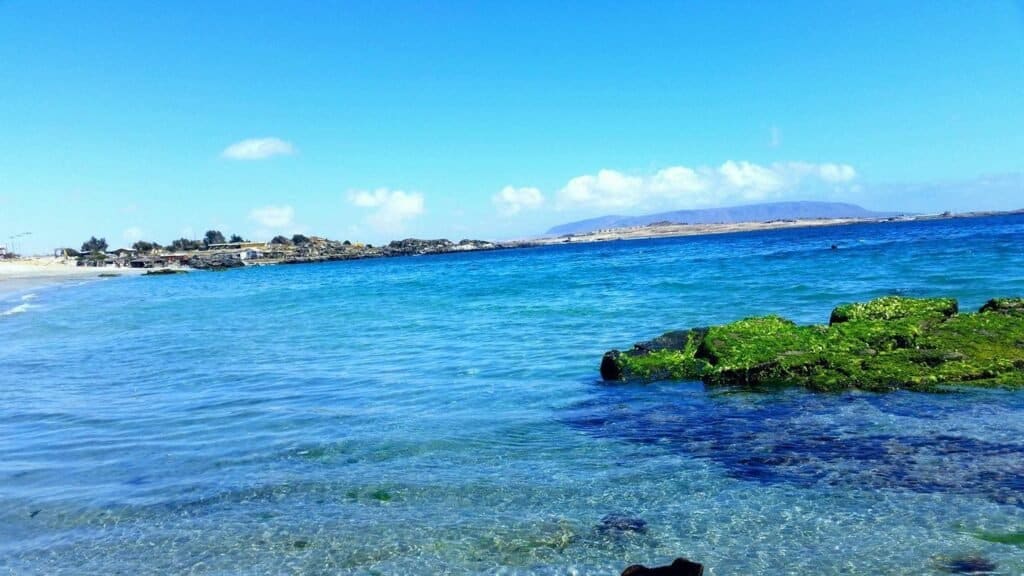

[2,215,1024,575]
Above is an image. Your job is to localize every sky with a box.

[1,1,1022,253]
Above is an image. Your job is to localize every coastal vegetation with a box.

[203,230,226,246]
[62,232,505,271]
[80,236,108,253]
[601,296,1024,392]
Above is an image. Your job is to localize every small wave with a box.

[21,293,37,301]
[1,303,33,316]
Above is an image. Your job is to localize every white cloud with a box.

[122,227,143,242]
[650,166,706,195]
[718,161,784,198]
[222,137,295,160]
[492,186,545,216]
[818,163,857,183]
[554,161,858,211]
[249,205,295,228]
[348,188,424,232]
[559,169,644,209]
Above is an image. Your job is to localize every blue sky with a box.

[1,1,1022,253]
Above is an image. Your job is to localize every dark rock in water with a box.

[600,351,624,380]
[979,297,1024,317]
[601,329,708,382]
[598,513,648,534]
[292,539,309,549]
[97,272,121,277]
[563,386,1024,506]
[830,244,838,250]
[944,555,997,574]
[621,557,704,576]
[143,268,187,276]
[601,295,1024,392]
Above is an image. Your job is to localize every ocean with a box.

[1,215,1023,575]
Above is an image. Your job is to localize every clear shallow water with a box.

[1,215,1023,575]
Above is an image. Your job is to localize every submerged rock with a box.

[601,296,1024,392]
[565,384,1024,505]
[597,513,648,535]
[943,555,997,574]
[621,558,704,576]
[143,268,187,276]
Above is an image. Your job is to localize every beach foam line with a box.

[1,302,33,316]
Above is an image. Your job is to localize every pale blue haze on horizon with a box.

[1,1,1022,252]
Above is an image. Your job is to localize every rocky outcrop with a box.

[621,558,704,576]
[382,238,497,256]
[601,296,1024,392]
[185,253,245,270]
[277,237,506,265]
[159,236,533,270]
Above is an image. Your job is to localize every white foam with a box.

[21,293,37,301]
[1,303,33,316]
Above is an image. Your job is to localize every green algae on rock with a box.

[600,296,1024,392]
[970,529,1024,547]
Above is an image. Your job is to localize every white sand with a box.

[0,258,145,278]
[0,258,145,297]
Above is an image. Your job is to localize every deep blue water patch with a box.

[564,382,1024,505]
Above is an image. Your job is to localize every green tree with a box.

[81,236,108,253]
[229,234,244,243]
[204,230,226,247]
[132,241,162,253]
[271,235,291,245]
[291,234,310,245]
[169,238,202,252]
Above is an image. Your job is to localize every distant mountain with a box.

[546,201,906,236]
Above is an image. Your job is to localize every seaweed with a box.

[602,296,1024,392]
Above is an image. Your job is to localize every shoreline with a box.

[0,259,146,297]
[3,210,1020,289]
[525,209,1024,246]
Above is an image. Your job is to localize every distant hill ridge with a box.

[546,201,905,236]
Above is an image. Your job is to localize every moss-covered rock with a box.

[601,296,1024,392]
[828,295,957,324]
[979,297,1024,316]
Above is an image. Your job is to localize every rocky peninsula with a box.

[601,296,1024,391]
[90,236,525,271]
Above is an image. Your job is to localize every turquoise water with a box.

[2,215,1024,575]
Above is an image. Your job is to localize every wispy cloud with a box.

[492,186,544,216]
[249,205,295,228]
[122,227,143,243]
[222,137,295,160]
[553,161,858,211]
[348,188,424,232]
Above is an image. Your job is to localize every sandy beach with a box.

[0,257,145,297]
